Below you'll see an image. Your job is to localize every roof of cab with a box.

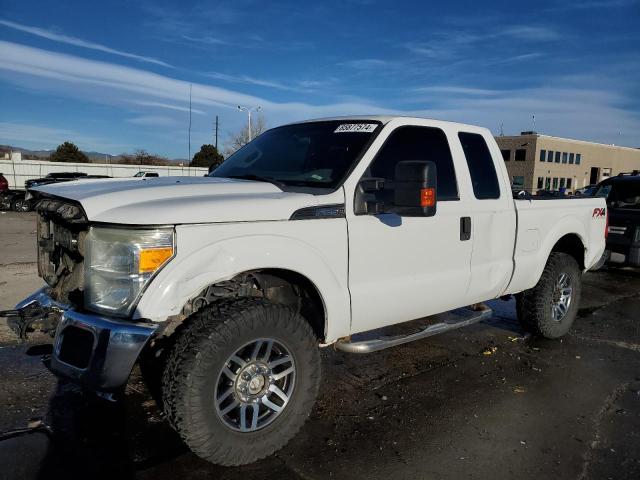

[287,115,486,131]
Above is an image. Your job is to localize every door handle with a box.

[460,217,471,241]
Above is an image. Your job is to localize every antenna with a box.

[188,84,193,163]
[499,122,504,136]
[532,114,536,131]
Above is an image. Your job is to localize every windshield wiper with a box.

[226,174,286,189]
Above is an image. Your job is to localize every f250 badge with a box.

[592,207,606,218]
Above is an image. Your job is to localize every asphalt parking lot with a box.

[0,210,638,480]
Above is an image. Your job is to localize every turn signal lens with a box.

[420,188,436,207]
[139,247,174,273]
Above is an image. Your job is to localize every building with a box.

[495,132,640,193]
[2,151,22,162]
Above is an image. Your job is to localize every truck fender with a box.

[133,234,351,343]
[508,215,589,294]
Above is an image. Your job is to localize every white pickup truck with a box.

[4,116,607,466]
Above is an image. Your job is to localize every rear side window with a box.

[458,132,501,199]
[368,126,458,200]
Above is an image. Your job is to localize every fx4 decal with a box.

[592,207,606,218]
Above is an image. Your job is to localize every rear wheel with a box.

[516,252,582,339]
[162,298,321,466]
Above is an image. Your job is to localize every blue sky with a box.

[0,0,639,159]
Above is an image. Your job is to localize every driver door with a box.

[347,125,473,334]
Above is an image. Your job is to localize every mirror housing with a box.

[393,160,437,217]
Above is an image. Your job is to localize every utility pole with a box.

[237,105,262,142]
[214,115,219,150]
[188,84,193,162]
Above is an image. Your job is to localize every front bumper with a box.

[12,288,158,391]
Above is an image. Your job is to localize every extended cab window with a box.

[458,132,501,199]
[367,126,458,201]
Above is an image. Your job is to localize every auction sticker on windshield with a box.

[334,123,378,133]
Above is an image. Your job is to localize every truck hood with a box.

[32,176,323,224]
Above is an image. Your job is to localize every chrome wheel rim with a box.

[215,338,295,432]
[551,272,573,321]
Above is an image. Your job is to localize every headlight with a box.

[84,227,175,316]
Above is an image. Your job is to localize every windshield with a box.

[211,120,381,189]
[596,181,640,208]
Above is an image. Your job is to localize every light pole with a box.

[237,105,262,142]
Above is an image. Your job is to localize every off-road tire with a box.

[516,252,582,339]
[161,298,321,466]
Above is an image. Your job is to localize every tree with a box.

[50,141,89,163]
[224,113,267,156]
[191,144,224,169]
[117,150,171,166]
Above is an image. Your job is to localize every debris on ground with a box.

[513,386,526,394]
[482,346,498,356]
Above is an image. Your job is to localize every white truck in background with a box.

[3,116,607,466]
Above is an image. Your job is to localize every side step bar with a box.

[335,306,493,353]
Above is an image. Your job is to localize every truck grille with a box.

[36,199,88,303]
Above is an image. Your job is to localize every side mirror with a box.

[394,160,437,217]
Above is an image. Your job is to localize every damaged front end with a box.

[1,197,158,392]
[1,198,87,339]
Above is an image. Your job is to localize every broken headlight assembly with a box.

[84,226,175,317]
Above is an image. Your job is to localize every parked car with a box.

[0,190,30,212]
[4,116,607,466]
[134,171,159,177]
[536,189,565,197]
[591,172,640,269]
[574,184,596,196]
[0,173,8,192]
[0,173,31,212]
[25,171,90,189]
[21,172,111,212]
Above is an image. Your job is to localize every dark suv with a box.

[594,172,640,267]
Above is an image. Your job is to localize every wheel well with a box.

[182,269,327,342]
[551,234,585,270]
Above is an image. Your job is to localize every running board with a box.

[335,306,493,353]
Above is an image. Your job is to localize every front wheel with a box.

[516,252,582,339]
[12,198,31,212]
[162,298,321,466]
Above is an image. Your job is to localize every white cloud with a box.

[0,41,638,149]
[0,122,130,152]
[206,71,304,92]
[547,0,639,11]
[0,41,394,125]
[502,26,559,41]
[0,19,173,68]
[338,59,391,69]
[126,115,177,126]
[414,86,502,96]
[132,100,206,115]
[181,34,228,46]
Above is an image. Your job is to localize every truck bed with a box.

[506,196,607,294]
